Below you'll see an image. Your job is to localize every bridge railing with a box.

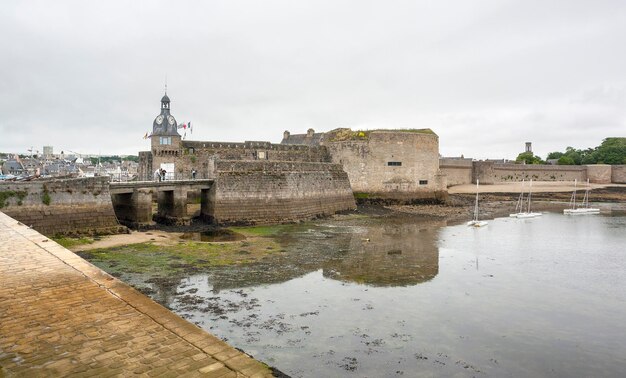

[132,172,210,182]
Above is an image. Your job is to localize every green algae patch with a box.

[78,238,282,276]
[53,236,94,249]
[230,224,297,237]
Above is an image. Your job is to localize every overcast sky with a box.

[1,0,625,159]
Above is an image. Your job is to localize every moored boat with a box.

[467,180,488,227]
[509,179,542,218]
[563,179,600,215]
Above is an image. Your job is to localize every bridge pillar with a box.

[156,187,190,225]
[111,189,155,228]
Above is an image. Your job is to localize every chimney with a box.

[307,128,315,137]
[283,130,290,140]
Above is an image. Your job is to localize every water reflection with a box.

[200,218,441,292]
[323,220,441,286]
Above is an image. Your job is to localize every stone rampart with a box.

[139,140,332,181]
[325,131,446,201]
[208,160,356,225]
[585,164,612,184]
[439,158,473,187]
[472,162,587,184]
[611,165,626,184]
[182,140,331,161]
[0,177,125,236]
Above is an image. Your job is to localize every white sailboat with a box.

[467,180,488,227]
[563,179,600,215]
[509,179,525,217]
[510,179,542,218]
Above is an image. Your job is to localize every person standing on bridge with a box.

[154,168,161,182]
[191,169,196,180]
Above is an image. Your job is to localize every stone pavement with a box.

[0,211,273,377]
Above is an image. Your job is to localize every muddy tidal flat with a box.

[74,202,626,377]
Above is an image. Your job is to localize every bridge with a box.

[109,180,214,227]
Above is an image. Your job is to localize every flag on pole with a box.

[189,122,192,134]
[143,132,148,139]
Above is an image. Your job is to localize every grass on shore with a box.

[53,237,95,249]
[229,224,296,237]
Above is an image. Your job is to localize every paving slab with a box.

[0,211,273,377]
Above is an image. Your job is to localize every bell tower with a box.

[151,90,182,162]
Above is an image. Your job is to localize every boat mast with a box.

[582,179,590,209]
[516,180,525,213]
[527,179,533,213]
[571,179,577,210]
[474,180,480,221]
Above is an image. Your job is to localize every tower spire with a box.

[164,74,168,95]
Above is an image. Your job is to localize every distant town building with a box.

[43,146,53,159]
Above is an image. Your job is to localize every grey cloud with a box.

[1,0,625,159]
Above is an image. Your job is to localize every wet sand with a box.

[72,230,184,252]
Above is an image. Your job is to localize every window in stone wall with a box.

[257,151,266,159]
[160,136,172,145]
[419,180,428,185]
[188,147,195,155]
[388,161,402,166]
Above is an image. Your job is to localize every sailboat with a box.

[563,179,600,215]
[510,179,542,218]
[467,180,488,227]
[509,179,525,217]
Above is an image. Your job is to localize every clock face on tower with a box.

[167,115,175,125]
[155,115,164,125]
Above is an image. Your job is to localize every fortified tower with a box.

[150,92,181,179]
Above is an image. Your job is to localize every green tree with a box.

[515,151,544,164]
[594,137,626,164]
[557,156,575,165]
[546,151,564,160]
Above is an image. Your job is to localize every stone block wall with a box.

[472,162,587,184]
[138,151,153,181]
[585,164,612,184]
[208,160,356,225]
[611,165,626,184]
[439,158,473,187]
[0,177,124,236]
[324,131,446,201]
[138,140,333,181]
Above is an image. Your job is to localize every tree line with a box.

[516,138,626,165]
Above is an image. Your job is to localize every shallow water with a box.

[96,212,626,377]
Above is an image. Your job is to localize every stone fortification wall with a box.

[139,140,332,181]
[138,151,153,181]
[0,177,124,236]
[439,158,473,187]
[585,164,612,184]
[182,140,331,162]
[208,160,356,225]
[611,165,626,184]
[472,162,587,184]
[324,131,446,201]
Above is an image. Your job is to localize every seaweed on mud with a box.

[339,357,358,372]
